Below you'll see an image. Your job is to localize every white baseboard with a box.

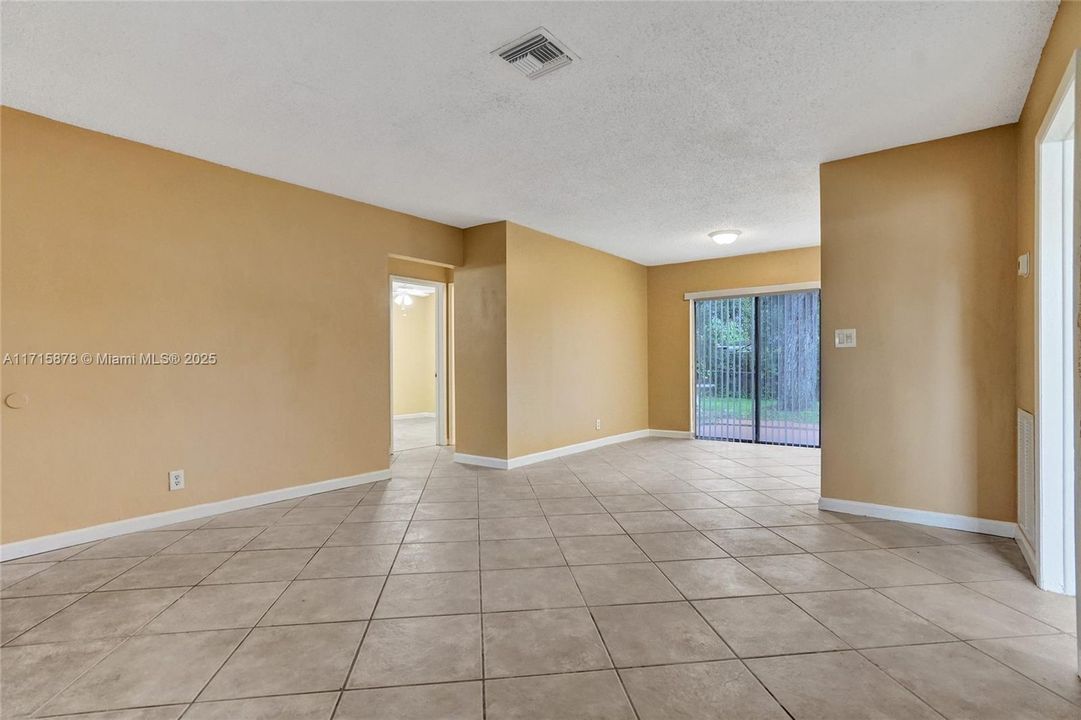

[649,429,694,439]
[452,452,511,469]
[0,468,391,562]
[393,412,436,420]
[818,497,1017,538]
[455,429,660,470]
[507,429,653,468]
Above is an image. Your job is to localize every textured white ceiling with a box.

[1,2,1057,265]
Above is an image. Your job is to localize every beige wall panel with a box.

[820,125,1018,522]
[1,108,461,542]
[454,222,508,459]
[505,223,649,457]
[646,248,821,432]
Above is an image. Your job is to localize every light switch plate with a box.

[834,329,857,348]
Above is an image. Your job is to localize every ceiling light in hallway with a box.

[709,230,742,245]
[392,281,435,307]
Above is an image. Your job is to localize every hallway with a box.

[393,416,438,452]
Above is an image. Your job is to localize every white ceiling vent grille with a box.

[495,28,575,80]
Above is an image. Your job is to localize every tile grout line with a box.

[10,605,1071,645]
[864,546,1054,629]
[4,543,1043,642]
[475,457,490,720]
[589,445,842,720]
[22,587,208,714]
[613,496,801,720]
[647,443,821,719]
[7,441,1053,719]
[330,450,436,719]
[1,592,88,646]
[16,523,274,717]
[32,634,1075,718]
[959,637,1081,708]
[558,459,644,720]
[849,645,956,720]
[179,482,379,717]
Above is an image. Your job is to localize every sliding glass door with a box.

[694,296,756,442]
[757,291,821,446]
[694,290,820,447]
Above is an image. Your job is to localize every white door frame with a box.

[1031,52,1078,598]
[390,275,448,448]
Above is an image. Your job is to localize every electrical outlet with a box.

[595,419,601,430]
[169,469,185,491]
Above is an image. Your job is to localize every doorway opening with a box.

[1027,51,1078,598]
[390,276,447,452]
[690,285,821,447]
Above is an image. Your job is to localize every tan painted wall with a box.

[646,248,821,432]
[1,108,462,543]
[454,222,508,459]
[506,223,649,457]
[820,125,1018,522]
[391,293,437,416]
[1016,2,1081,413]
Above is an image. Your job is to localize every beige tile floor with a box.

[393,416,437,452]
[1,438,1078,719]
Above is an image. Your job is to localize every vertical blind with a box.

[693,290,820,447]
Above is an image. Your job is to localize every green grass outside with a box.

[697,396,819,425]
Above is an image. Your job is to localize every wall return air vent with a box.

[494,28,576,80]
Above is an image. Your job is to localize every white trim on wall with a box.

[688,300,696,438]
[393,412,436,420]
[0,468,391,561]
[818,497,1017,539]
[452,453,512,470]
[683,280,821,301]
[1031,51,1079,596]
[453,429,684,470]
[504,430,652,468]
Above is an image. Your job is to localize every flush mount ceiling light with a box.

[709,230,742,245]
[392,281,435,307]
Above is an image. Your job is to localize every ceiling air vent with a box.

[495,28,575,80]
